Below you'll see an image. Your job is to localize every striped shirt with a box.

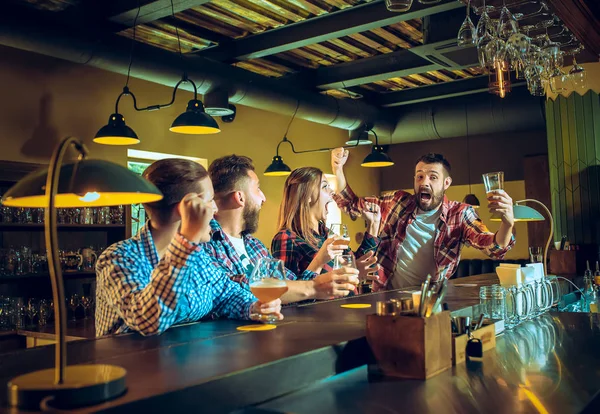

[95,223,255,337]
[334,186,515,289]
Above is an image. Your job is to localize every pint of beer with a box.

[249,258,288,323]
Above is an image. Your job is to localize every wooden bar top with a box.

[2,274,598,413]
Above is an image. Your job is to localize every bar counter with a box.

[1,275,599,413]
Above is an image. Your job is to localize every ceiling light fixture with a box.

[361,130,394,168]
[94,0,219,145]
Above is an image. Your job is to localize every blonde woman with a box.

[271,167,381,284]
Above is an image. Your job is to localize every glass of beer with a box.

[329,223,350,246]
[249,258,288,323]
[334,254,363,293]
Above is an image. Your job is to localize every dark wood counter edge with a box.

[1,273,553,414]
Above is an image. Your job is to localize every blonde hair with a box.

[277,167,323,248]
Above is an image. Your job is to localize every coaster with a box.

[236,324,277,331]
[340,304,372,309]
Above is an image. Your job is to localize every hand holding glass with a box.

[249,258,288,323]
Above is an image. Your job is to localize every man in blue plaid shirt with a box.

[203,155,360,303]
[95,159,282,337]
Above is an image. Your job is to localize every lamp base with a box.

[8,364,127,410]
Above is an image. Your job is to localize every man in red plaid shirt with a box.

[331,149,515,290]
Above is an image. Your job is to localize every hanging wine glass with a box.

[568,52,587,91]
[457,0,476,47]
[497,0,519,40]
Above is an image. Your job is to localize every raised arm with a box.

[331,148,402,224]
[461,206,515,259]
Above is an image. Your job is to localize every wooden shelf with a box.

[0,271,95,283]
[0,223,125,231]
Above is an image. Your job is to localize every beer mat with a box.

[237,324,277,331]
[340,304,372,309]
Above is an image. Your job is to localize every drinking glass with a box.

[334,254,365,293]
[482,171,504,194]
[26,298,39,327]
[529,247,543,263]
[68,294,80,321]
[457,0,476,47]
[385,0,412,12]
[79,296,91,319]
[249,258,288,323]
[38,299,49,327]
[329,224,350,247]
[479,285,506,320]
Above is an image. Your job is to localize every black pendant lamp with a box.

[94,113,140,146]
[462,193,481,208]
[361,130,394,167]
[264,155,292,177]
[462,113,479,208]
[170,99,220,134]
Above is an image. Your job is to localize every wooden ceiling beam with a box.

[108,0,214,27]
[194,0,463,62]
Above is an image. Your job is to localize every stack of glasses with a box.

[480,275,562,329]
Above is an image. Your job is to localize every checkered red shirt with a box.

[334,186,515,290]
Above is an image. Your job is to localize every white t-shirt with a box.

[391,206,442,289]
[228,235,254,275]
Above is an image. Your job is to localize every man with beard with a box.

[203,155,361,303]
[331,150,515,289]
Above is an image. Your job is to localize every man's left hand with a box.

[487,190,514,226]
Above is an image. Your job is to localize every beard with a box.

[415,187,444,212]
[242,201,261,234]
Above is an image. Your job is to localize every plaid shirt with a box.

[95,223,255,337]
[271,221,380,277]
[334,186,515,289]
[202,219,316,289]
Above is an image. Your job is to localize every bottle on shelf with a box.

[594,261,600,288]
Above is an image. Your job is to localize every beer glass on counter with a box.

[249,258,288,323]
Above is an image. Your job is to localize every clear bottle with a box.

[594,261,600,287]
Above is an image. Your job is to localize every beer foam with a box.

[250,278,287,288]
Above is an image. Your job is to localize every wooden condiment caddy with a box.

[366,311,452,380]
[451,321,497,365]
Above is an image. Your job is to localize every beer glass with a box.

[328,224,350,246]
[334,254,364,293]
[249,258,288,323]
[482,171,504,194]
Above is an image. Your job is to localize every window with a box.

[324,174,342,228]
[126,150,208,236]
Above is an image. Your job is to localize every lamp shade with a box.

[264,156,291,177]
[463,194,481,208]
[170,100,220,134]
[489,204,545,222]
[93,114,140,146]
[1,159,163,208]
[361,146,394,168]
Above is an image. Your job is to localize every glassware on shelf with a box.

[68,294,80,321]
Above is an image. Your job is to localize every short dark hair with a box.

[209,154,255,195]
[416,153,452,176]
[142,158,208,223]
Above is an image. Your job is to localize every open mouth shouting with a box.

[419,189,433,205]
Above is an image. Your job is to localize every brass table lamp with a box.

[1,136,162,410]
